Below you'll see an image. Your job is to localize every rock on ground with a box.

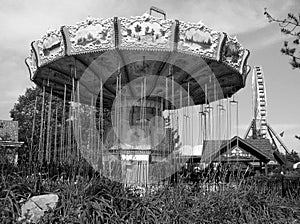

[18,193,59,223]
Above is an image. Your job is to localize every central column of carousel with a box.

[108,98,173,186]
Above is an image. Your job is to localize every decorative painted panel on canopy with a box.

[63,17,115,55]
[177,21,224,60]
[25,10,250,107]
[118,14,174,50]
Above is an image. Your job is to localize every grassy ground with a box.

[1,170,300,224]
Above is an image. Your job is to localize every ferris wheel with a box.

[252,66,267,138]
[244,66,290,154]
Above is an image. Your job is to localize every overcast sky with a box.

[0,0,300,152]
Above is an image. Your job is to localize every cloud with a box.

[163,0,299,34]
[238,25,288,52]
[0,46,34,119]
[238,123,300,136]
[0,0,299,125]
[251,33,287,50]
[271,123,300,132]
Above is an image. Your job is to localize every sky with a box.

[0,0,300,153]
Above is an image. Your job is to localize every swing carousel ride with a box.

[25,7,250,185]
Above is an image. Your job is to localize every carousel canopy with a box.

[25,10,250,109]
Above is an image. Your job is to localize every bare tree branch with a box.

[264,8,300,69]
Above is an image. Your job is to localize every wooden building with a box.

[200,136,284,174]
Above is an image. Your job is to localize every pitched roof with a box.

[244,138,286,165]
[201,136,272,164]
[201,140,226,163]
[245,138,274,153]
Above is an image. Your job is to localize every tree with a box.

[10,87,65,167]
[264,9,300,69]
[264,10,300,151]
[10,86,111,171]
[286,150,300,163]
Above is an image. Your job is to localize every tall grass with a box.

[1,169,299,224]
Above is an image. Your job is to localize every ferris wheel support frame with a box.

[244,66,290,155]
[267,123,290,154]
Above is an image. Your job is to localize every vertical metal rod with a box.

[76,79,81,162]
[71,75,76,168]
[60,85,66,165]
[165,77,169,156]
[30,96,38,173]
[115,76,118,147]
[39,85,45,163]
[54,108,58,164]
[46,87,53,164]
[100,79,103,170]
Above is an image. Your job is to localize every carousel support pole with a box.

[71,71,76,180]
[171,66,177,183]
[30,96,38,174]
[76,76,83,179]
[74,65,80,163]
[100,79,104,174]
[230,95,239,176]
[119,68,122,149]
[88,95,94,179]
[226,98,230,167]
[67,97,72,177]
[45,86,53,178]
[54,108,58,166]
[39,85,46,166]
[61,85,66,168]
[165,76,170,180]
[97,84,101,174]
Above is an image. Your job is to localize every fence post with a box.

[281,175,285,197]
